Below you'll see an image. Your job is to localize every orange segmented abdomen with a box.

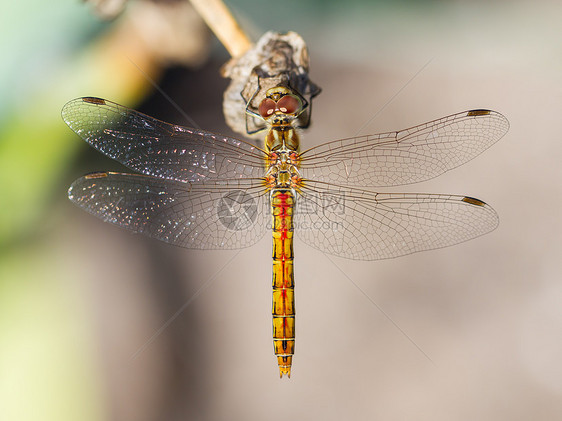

[271,189,295,378]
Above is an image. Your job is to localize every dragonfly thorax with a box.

[265,126,300,152]
[265,149,302,189]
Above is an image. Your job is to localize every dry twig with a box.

[190,0,252,57]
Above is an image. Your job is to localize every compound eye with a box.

[259,98,276,118]
[276,94,301,114]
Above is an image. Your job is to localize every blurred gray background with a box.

[1,0,561,420]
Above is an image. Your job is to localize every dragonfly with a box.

[63,92,509,378]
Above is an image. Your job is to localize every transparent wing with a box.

[62,97,268,183]
[294,181,498,260]
[299,110,509,187]
[68,172,270,249]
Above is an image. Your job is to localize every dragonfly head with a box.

[258,86,303,126]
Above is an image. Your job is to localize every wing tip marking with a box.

[82,97,106,105]
[462,196,486,207]
[84,171,110,179]
[467,109,491,117]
